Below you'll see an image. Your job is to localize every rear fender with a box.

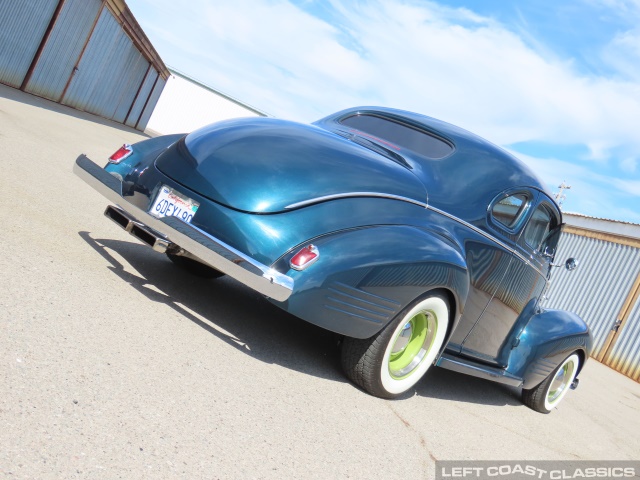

[104,134,184,178]
[507,309,592,389]
[271,225,469,339]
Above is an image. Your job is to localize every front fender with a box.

[507,308,592,389]
[271,225,469,338]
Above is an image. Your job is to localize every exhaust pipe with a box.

[104,205,172,254]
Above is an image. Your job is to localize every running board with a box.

[437,353,523,387]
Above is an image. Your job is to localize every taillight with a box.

[290,245,319,270]
[108,144,133,164]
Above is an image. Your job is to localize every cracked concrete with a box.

[1,84,639,479]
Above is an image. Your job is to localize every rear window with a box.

[340,114,453,159]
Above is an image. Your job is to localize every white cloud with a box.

[320,1,640,161]
[611,178,640,197]
[154,0,640,161]
[583,0,640,15]
[601,30,640,81]
[620,157,637,173]
[130,0,640,157]
[514,151,640,223]
[127,0,640,221]
[201,1,373,86]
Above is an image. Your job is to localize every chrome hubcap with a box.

[388,311,437,379]
[391,322,413,355]
[547,360,575,404]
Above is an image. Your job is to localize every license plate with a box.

[149,185,199,223]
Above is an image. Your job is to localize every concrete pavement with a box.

[1,84,638,479]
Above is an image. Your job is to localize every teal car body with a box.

[75,107,592,410]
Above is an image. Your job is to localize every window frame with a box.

[523,204,552,251]
[523,201,561,255]
[487,190,534,236]
[338,113,455,160]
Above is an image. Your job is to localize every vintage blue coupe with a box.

[74,107,592,413]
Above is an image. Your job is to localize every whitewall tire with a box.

[341,293,449,398]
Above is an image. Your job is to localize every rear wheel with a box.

[341,293,449,398]
[522,352,580,413]
[166,253,225,279]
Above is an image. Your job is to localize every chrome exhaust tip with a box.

[104,204,134,232]
[104,205,172,253]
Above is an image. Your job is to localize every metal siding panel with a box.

[136,76,166,131]
[545,233,640,357]
[85,27,129,115]
[111,46,148,123]
[63,10,148,122]
[0,0,57,87]
[25,0,102,100]
[606,292,640,381]
[125,68,157,127]
[63,9,119,111]
[83,27,126,115]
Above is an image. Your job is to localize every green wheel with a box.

[341,293,449,398]
[522,352,580,413]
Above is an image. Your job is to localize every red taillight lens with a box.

[290,245,319,270]
[108,144,133,164]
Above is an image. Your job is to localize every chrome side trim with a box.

[73,155,294,302]
[285,192,428,210]
[427,205,547,278]
[437,353,523,387]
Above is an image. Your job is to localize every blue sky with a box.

[126,0,640,224]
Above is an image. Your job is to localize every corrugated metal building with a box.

[546,213,640,381]
[3,1,638,383]
[145,68,268,135]
[0,0,169,130]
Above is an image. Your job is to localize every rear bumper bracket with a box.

[73,154,294,301]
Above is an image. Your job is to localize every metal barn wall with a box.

[62,7,149,121]
[124,67,157,128]
[25,0,102,101]
[0,0,58,87]
[0,0,168,130]
[134,74,166,131]
[546,233,640,355]
[545,228,640,381]
[604,288,640,381]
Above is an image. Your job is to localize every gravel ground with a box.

[1,84,639,479]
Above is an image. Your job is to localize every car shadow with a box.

[78,231,344,382]
[414,366,524,407]
[0,83,151,137]
[79,230,525,407]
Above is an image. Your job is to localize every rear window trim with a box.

[338,113,455,160]
[488,191,534,235]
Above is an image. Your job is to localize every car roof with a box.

[315,107,558,224]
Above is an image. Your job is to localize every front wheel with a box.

[522,352,581,413]
[341,293,449,399]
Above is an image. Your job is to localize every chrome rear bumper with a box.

[73,155,294,301]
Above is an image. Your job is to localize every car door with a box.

[446,189,533,352]
[459,193,560,367]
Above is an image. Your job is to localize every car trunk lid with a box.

[154,118,427,213]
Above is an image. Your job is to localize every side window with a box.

[524,206,553,251]
[491,194,528,229]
